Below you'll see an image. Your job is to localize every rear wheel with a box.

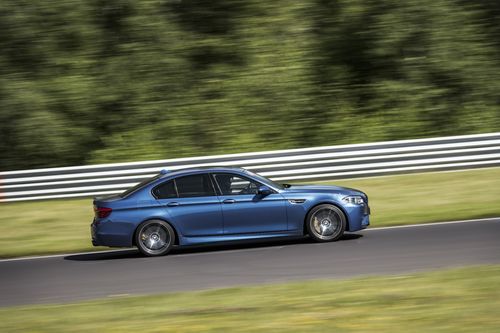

[135,220,174,256]
[306,204,346,242]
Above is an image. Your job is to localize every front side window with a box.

[245,170,284,190]
[213,173,261,195]
[175,174,216,198]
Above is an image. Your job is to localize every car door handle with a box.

[166,202,179,207]
[222,199,236,204]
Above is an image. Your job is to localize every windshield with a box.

[245,170,284,190]
[120,174,162,198]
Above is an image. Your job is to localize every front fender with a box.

[283,193,348,232]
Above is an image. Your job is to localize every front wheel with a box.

[306,204,346,242]
[135,220,175,256]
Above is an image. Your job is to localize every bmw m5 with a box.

[91,167,370,256]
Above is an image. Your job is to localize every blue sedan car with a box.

[91,167,370,256]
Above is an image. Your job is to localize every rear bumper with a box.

[91,219,135,247]
[91,222,99,246]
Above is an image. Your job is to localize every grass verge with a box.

[1,167,500,258]
[1,265,499,332]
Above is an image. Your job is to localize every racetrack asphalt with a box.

[1,218,499,307]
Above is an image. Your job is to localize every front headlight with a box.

[342,195,365,205]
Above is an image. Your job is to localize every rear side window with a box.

[175,174,215,198]
[153,181,177,199]
[121,174,162,198]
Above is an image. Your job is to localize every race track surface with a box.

[1,219,499,307]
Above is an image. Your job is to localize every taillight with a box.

[94,206,112,218]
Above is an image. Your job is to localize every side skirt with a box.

[179,230,303,246]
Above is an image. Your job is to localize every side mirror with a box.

[257,185,272,196]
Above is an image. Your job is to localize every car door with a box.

[153,173,223,237]
[212,173,287,234]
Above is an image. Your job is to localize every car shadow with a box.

[64,233,363,261]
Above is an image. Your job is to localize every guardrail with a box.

[1,132,500,202]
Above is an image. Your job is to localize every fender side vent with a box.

[288,199,306,204]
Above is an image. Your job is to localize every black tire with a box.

[135,220,175,257]
[306,204,346,242]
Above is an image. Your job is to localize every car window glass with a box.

[214,174,261,195]
[121,174,162,198]
[175,174,215,198]
[153,181,177,199]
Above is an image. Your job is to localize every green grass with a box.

[0,199,105,258]
[1,265,499,332]
[1,167,500,258]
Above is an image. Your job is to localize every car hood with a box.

[282,185,365,197]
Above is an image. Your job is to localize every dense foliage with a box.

[1,0,499,170]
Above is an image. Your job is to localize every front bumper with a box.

[364,203,370,216]
[361,213,370,229]
[344,203,370,231]
[361,203,370,228]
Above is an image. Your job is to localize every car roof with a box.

[159,166,247,179]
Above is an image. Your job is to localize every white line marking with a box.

[0,217,497,263]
